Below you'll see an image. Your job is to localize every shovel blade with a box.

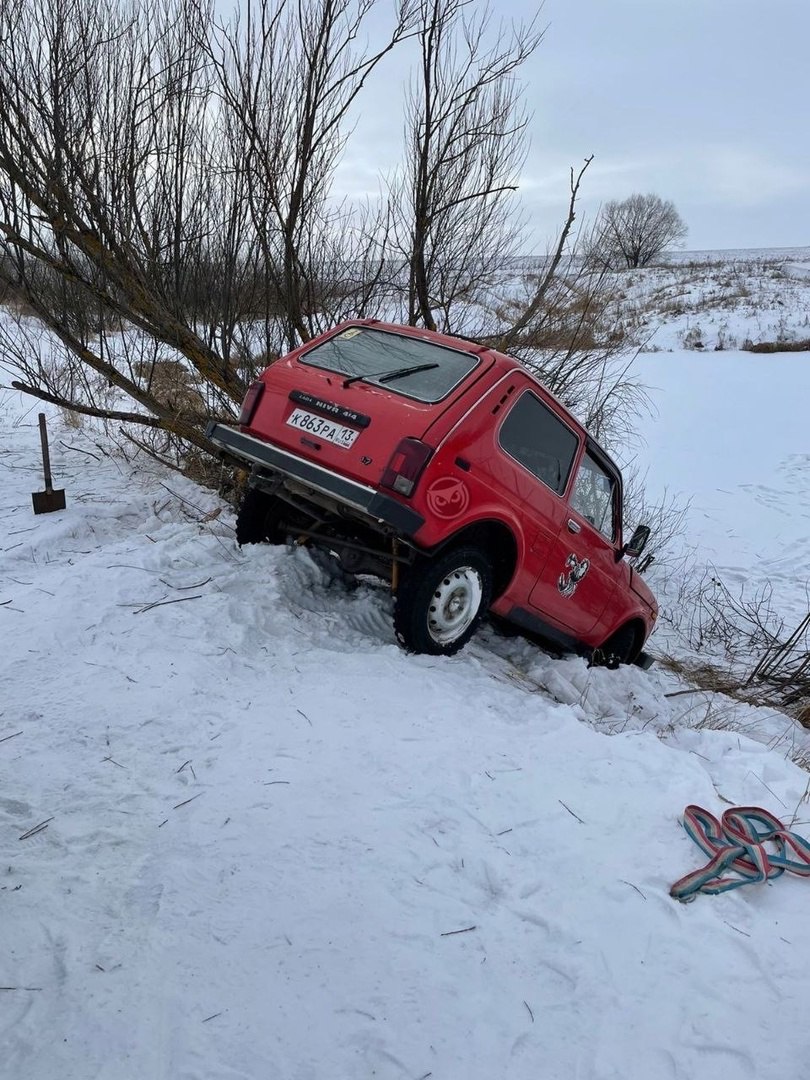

[32,489,66,515]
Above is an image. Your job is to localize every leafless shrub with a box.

[679,569,784,661]
[622,476,690,573]
[746,612,810,718]
[658,573,810,725]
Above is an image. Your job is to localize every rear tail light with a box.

[238,380,265,426]
[380,438,433,497]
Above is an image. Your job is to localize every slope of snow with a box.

[2,387,810,1080]
[616,254,810,353]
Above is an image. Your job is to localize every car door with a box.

[493,384,581,584]
[529,445,622,637]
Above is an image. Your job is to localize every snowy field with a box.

[633,348,810,636]
[2,249,810,1079]
[2,324,810,1080]
[619,247,810,354]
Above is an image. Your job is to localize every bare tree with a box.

[0,0,412,460]
[0,0,651,485]
[587,193,688,270]
[493,156,592,354]
[390,0,542,332]
[208,0,414,351]
[0,0,251,454]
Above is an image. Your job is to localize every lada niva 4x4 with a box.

[207,319,657,663]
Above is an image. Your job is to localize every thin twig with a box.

[59,441,101,461]
[440,925,476,937]
[106,564,162,573]
[19,817,53,840]
[159,577,212,591]
[133,594,202,615]
[619,879,647,900]
[724,921,751,938]
[159,483,210,519]
[173,793,203,810]
[664,688,720,699]
[523,1000,534,1023]
[559,800,585,824]
[746,770,787,809]
[789,779,810,827]
[0,730,23,745]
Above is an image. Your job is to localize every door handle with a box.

[567,519,581,534]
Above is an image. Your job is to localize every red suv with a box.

[207,320,657,663]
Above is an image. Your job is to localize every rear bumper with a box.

[206,422,425,537]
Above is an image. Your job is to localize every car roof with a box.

[339,319,621,473]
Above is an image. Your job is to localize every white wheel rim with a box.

[427,566,483,645]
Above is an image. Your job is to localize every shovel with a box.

[32,413,66,515]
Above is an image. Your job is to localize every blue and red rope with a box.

[670,805,810,901]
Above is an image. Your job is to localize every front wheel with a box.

[594,623,638,669]
[394,546,493,656]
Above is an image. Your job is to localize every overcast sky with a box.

[337,0,810,253]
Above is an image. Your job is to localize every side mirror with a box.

[623,524,650,559]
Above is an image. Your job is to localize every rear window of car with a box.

[499,390,579,495]
[299,327,479,403]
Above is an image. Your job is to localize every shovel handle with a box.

[38,413,53,491]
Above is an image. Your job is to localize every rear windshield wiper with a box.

[342,363,439,389]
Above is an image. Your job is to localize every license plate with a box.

[286,408,359,449]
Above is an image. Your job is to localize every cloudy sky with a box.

[339,0,810,253]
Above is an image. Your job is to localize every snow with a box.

[612,249,810,353]
[3,369,810,1079]
[631,348,810,632]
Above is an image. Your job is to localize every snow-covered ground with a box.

[618,248,810,353]
[2,334,810,1080]
[632,348,810,635]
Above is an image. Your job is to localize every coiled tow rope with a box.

[670,805,810,902]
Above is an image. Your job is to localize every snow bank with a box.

[2,388,809,1079]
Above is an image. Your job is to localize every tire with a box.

[235,487,285,546]
[394,545,493,656]
[594,622,638,669]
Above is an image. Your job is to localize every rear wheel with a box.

[394,545,493,656]
[235,487,285,546]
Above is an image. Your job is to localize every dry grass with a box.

[744,339,810,353]
[657,645,810,731]
[657,654,739,696]
[790,748,810,773]
[183,451,246,503]
[133,358,206,415]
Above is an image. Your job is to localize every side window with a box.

[570,451,617,540]
[499,390,579,496]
